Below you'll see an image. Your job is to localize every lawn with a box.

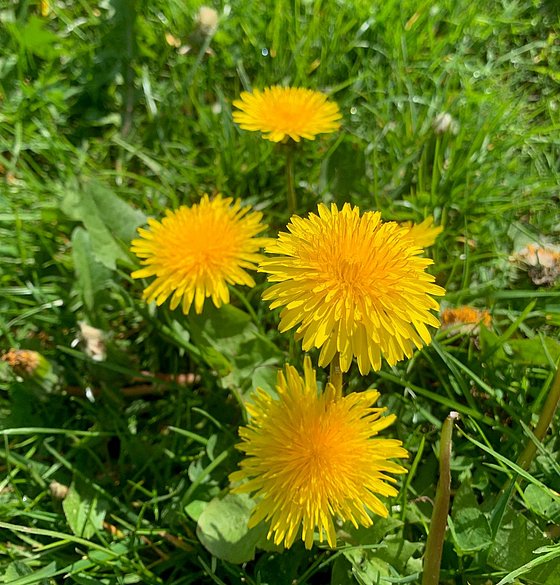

[1,0,560,584]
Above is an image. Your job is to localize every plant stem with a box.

[328,353,343,395]
[422,411,459,585]
[285,143,297,215]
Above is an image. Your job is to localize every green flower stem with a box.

[422,411,459,585]
[329,353,343,394]
[517,361,560,471]
[285,143,297,216]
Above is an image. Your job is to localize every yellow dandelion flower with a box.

[441,306,492,335]
[131,195,269,314]
[260,203,446,375]
[230,357,408,549]
[232,86,342,142]
[399,217,443,248]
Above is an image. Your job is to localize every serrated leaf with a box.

[196,493,268,564]
[62,180,146,269]
[71,227,112,311]
[87,181,146,243]
[62,479,108,539]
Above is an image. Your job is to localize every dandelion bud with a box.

[2,349,51,379]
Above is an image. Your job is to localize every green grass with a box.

[1,0,560,583]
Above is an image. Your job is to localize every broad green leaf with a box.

[450,480,492,554]
[188,304,281,392]
[251,363,280,396]
[377,539,423,575]
[338,517,420,581]
[87,542,129,563]
[342,548,391,582]
[71,227,112,311]
[524,484,560,523]
[488,511,559,584]
[62,180,146,269]
[62,478,108,539]
[342,516,403,546]
[3,562,32,582]
[497,544,560,585]
[185,499,207,523]
[2,561,56,585]
[196,493,268,564]
[246,542,307,585]
[86,180,146,243]
[507,336,560,367]
[197,344,233,377]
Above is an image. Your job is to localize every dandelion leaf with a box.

[196,493,268,564]
[71,227,112,311]
[62,478,108,539]
[488,510,559,584]
[506,336,560,367]
[2,560,55,585]
[62,179,146,269]
[524,485,560,523]
[189,304,281,391]
[449,479,492,553]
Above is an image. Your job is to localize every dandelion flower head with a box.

[260,203,446,375]
[230,357,408,549]
[131,195,269,314]
[232,86,342,142]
